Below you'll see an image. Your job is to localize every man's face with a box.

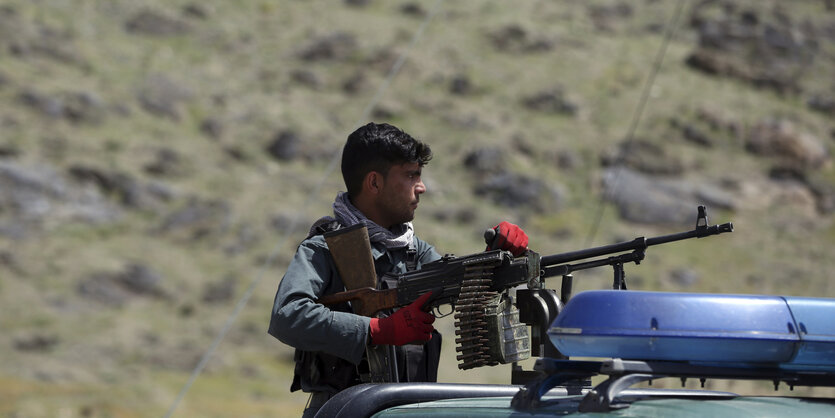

[376,162,426,228]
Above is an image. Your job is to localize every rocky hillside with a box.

[1,0,834,416]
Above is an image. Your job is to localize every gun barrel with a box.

[646,222,733,246]
[540,237,646,267]
[540,222,733,270]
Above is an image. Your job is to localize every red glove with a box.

[369,292,435,346]
[486,221,529,256]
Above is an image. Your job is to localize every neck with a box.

[349,193,392,229]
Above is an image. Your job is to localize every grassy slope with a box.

[0,0,834,416]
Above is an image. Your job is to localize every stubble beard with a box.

[381,197,417,227]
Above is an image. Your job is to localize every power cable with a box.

[583,0,689,247]
[163,1,445,416]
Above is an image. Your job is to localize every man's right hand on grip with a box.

[369,291,435,346]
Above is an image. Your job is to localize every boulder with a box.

[125,9,190,36]
[521,88,578,116]
[588,2,633,32]
[137,74,193,121]
[487,24,553,53]
[680,124,714,148]
[144,148,190,177]
[475,172,565,213]
[667,268,700,288]
[77,263,168,307]
[297,32,358,62]
[807,93,835,116]
[686,4,818,94]
[290,69,322,89]
[266,130,302,161]
[17,89,64,119]
[182,3,210,19]
[716,175,819,218]
[430,206,478,225]
[4,14,86,68]
[463,147,506,174]
[68,164,176,211]
[199,117,224,140]
[342,72,367,95]
[746,119,829,170]
[449,74,474,96]
[0,144,20,158]
[14,334,60,352]
[155,197,231,240]
[17,89,106,124]
[602,167,737,225]
[768,166,835,215]
[401,3,426,17]
[0,161,121,236]
[600,140,687,176]
[202,275,237,304]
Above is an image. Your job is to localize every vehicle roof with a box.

[373,395,835,417]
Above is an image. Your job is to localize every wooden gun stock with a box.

[324,224,378,290]
[316,287,398,317]
[321,223,392,317]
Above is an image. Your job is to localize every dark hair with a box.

[341,122,432,198]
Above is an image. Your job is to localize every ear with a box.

[364,171,384,195]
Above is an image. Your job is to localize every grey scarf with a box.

[309,192,414,249]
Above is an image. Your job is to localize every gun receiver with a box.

[316,206,733,371]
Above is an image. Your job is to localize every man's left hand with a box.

[485,221,529,256]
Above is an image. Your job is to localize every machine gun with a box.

[318,206,733,372]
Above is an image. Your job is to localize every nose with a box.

[415,180,426,195]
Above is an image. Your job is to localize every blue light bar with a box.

[548,290,835,370]
[784,297,835,369]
